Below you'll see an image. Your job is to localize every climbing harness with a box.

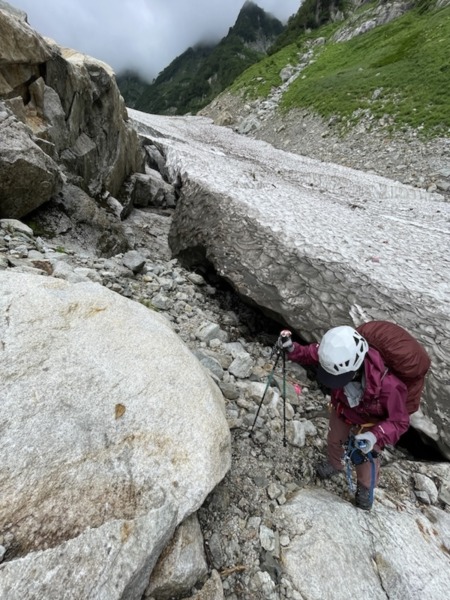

[249,332,290,447]
[343,434,377,506]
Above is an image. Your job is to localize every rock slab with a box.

[0,271,231,599]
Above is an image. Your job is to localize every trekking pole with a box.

[282,346,287,447]
[250,330,291,444]
[249,346,281,438]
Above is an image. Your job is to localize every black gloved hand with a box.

[277,329,293,352]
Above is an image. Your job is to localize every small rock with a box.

[122,250,146,274]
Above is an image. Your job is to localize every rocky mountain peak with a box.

[233,0,285,52]
[117,2,285,115]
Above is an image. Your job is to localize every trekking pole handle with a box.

[277,329,293,355]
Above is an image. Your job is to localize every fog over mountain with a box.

[14,0,299,81]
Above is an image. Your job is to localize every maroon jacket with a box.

[287,342,410,447]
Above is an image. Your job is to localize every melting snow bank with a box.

[128,109,450,457]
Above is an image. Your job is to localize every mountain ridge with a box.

[117,1,285,115]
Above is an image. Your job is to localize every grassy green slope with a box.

[133,45,215,114]
[230,5,450,136]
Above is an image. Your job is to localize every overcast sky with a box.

[14,0,300,81]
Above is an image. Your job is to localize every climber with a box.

[277,324,429,510]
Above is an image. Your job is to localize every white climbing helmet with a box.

[317,326,369,388]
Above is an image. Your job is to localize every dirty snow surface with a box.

[129,110,449,305]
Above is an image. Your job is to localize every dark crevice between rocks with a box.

[397,427,447,462]
[174,245,298,345]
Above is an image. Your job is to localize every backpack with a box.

[356,321,431,414]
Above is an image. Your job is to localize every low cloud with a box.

[14,0,299,81]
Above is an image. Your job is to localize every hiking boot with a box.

[316,461,342,480]
[355,483,373,511]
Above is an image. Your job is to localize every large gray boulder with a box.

[146,513,208,599]
[0,507,177,600]
[128,110,450,457]
[0,5,51,97]
[0,6,144,218]
[45,47,143,196]
[276,488,450,599]
[0,271,231,599]
[27,182,130,257]
[0,108,62,218]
